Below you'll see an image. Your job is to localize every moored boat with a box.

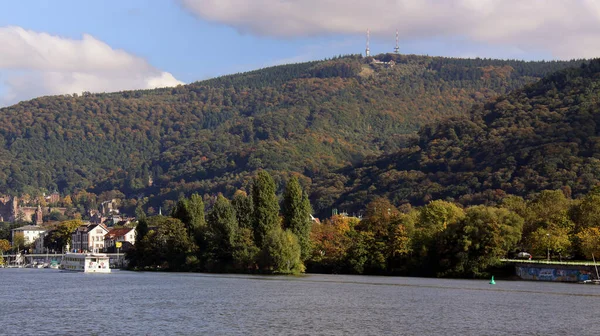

[61,252,111,273]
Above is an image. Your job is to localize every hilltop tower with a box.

[394,29,400,54]
[365,29,370,57]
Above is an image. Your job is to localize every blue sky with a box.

[0,0,597,106]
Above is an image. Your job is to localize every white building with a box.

[104,227,136,252]
[71,223,109,253]
[11,225,47,253]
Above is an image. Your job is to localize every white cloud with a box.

[181,0,600,59]
[0,26,183,107]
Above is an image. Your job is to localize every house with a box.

[104,227,136,253]
[71,223,109,253]
[11,225,48,253]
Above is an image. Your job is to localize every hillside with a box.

[0,54,583,209]
[318,59,600,215]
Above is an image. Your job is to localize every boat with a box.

[49,260,59,269]
[60,252,111,273]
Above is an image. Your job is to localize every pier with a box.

[1,253,126,268]
[501,259,600,282]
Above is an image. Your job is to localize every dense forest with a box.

[125,171,600,278]
[318,59,600,215]
[0,54,584,214]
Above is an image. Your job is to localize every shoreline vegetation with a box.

[126,170,600,279]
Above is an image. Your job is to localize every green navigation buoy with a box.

[489,275,496,285]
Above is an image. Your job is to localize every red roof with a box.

[104,227,134,239]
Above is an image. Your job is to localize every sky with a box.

[0,0,599,107]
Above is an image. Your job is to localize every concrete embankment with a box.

[504,260,599,282]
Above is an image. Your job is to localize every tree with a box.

[127,216,149,268]
[252,171,280,248]
[526,190,574,233]
[232,227,259,271]
[0,238,10,264]
[569,191,600,233]
[172,193,206,248]
[12,233,25,252]
[576,227,600,259]
[359,197,399,238]
[232,190,253,229]
[48,219,82,252]
[309,215,355,272]
[417,200,465,232]
[528,227,571,259]
[387,211,417,272]
[0,239,10,253]
[282,176,312,260]
[205,195,238,270]
[137,216,195,271]
[135,217,149,244]
[437,206,523,277]
[259,228,304,274]
[63,195,73,208]
[411,200,465,274]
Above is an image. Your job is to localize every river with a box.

[0,268,597,335]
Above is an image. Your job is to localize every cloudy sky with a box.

[0,0,599,107]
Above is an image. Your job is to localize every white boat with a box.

[61,253,111,273]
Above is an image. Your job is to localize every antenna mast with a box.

[394,29,400,54]
[365,29,370,57]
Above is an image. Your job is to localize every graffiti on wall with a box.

[516,266,592,282]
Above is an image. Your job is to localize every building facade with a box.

[104,227,136,252]
[71,223,109,253]
[11,225,47,253]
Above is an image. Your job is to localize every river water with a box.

[0,268,598,335]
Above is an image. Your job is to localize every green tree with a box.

[252,171,280,248]
[140,216,195,271]
[172,193,206,249]
[259,228,304,274]
[438,206,523,277]
[232,190,253,229]
[417,200,465,232]
[187,193,206,237]
[528,227,571,260]
[411,200,465,275]
[526,190,574,232]
[232,227,259,271]
[569,190,600,233]
[127,216,149,268]
[205,195,238,270]
[48,219,83,252]
[282,176,313,260]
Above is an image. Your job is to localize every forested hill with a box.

[318,59,600,215]
[0,54,583,206]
